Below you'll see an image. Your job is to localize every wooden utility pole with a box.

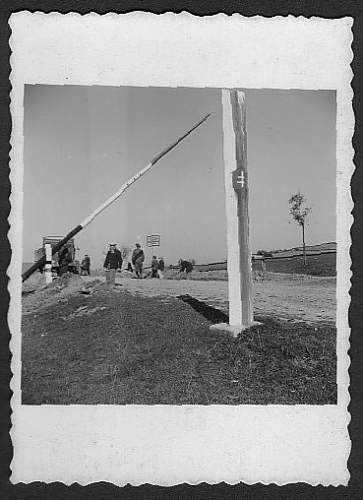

[221,89,253,331]
[231,90,253,326]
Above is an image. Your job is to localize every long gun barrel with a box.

[22,113,211,282]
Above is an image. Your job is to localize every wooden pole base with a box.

[210,321,262,338]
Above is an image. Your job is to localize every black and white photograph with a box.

[8,11,353,486]
[21,84,338,406]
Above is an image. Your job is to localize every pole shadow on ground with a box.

[177,294,229,324]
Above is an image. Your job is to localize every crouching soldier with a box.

[178,259,193,276]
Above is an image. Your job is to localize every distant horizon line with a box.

[22,240,337,267]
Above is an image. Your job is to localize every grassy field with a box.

[22,279,336,405]
[265,252,336,276]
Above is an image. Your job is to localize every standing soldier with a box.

[151,256,159,278]
[131,243,145,279]
[81,254,91,276]
[158,257,165,279]
[103,244,122,286]
[58,246,72,276]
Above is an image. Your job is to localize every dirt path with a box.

[83,274,336,325]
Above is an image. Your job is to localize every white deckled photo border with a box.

[8,11,353,486]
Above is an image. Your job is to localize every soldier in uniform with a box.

[178,259,193,276]
[103,244,122,286]
[151,256,159,278]
[158,257,165,279]
[81,254,91,275]
[58,247,72,276]
[131,243,145,279]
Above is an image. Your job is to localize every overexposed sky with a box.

[23,85,336,267]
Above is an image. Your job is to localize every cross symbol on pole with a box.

[232,169,246,191]
[237,172,244,188]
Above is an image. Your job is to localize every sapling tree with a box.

[288,192,311,266]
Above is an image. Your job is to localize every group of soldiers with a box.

[103,242,163,285]
[149,255,165,279]
[56,248,91,276]
[103,243,193,285]
[55,242,193,285]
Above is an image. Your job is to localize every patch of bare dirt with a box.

[24,272,336,326]
[94,274,336,326]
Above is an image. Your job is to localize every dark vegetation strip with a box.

[185,253,336,276]
[264,250,337,260]
[265,252,336,276]
[21,289,336,405]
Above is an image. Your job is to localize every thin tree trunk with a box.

[302,223,306,266]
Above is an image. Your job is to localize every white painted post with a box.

[210,89,256,336]
[44,243,53,285]
[222,89,242,325]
